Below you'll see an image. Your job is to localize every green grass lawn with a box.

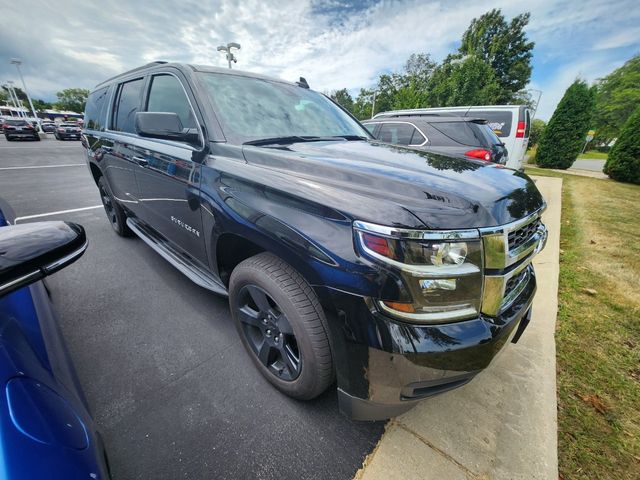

[578,150,609,160]
[526,167,639,479]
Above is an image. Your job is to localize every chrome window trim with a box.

[362,120,428,147]
[353,220,479,240]
[105,71,205,151]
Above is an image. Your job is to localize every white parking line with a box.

[0,164,85,171]
[15,205,103,223]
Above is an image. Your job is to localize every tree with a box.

[603,106,640,184]
[54,88,90,113]
[31,99,52,111]
[427,55,501,107]
[459,9,534,103]
[329,88,355,114]
[353,88,375,120]
[593,54,640,144]
[528,119,546,148]
[0,88,8,105]
[536,79,595,169]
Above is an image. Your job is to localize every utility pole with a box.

[10,58,41,129]
[216,42,241,69]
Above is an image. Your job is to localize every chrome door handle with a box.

[133,156,148,166]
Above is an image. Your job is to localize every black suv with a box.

[2,119,40,141]
[82,62,547,420]
[363,115,508,164]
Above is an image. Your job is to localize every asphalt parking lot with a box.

[0,136,384,479]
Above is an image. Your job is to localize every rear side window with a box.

[84,86,109,131]
[378,123,423,145]
[471,111,513,137]
[112,78,144,133]
[524,110,531,138]
[146,75,196,129]
[430,121,493,147]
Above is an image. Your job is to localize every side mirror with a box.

[0,221,87,297]
[135,112,199,145]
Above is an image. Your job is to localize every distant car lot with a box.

[0,136,383,479]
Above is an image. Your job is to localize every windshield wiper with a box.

[244,136,326,146]
[327,135,369,141]
[244,135,369,146]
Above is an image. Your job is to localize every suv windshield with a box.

[197,72,368,142]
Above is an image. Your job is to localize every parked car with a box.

[83,62,547,420]
[374,105,531,170]
[41,121,57,133]
[0,198,111,479]
[54,123,82,140]
[2,118,40,141]
[362,115,508,165]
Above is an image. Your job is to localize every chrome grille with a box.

[504,267,528,298]
[508,218,541,252]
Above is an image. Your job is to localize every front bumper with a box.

[317,266,536,421]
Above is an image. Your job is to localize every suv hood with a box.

[241,140,544,229]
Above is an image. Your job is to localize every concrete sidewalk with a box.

[355,176,562,480]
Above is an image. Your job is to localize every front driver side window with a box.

[146,74,197,130]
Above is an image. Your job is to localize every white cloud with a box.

[0,0,638,119]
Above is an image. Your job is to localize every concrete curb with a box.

[355,176,562,480]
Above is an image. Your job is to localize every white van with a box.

[374,105,531,170]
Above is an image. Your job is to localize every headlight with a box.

[354,221,483,324]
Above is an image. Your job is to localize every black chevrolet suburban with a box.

[82,62,547,420]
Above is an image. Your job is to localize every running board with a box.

[126,217,228,296]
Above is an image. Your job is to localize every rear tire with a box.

[98,176,132,237]
[229,252,334,400]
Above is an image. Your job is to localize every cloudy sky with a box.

[0,0,638,119]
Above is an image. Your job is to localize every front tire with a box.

[98,176,132,236]
[229,252,334,400]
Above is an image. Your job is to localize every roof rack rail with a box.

[95,61,168,87]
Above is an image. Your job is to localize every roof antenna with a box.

[463,104,472,117]
[296,77,310,89]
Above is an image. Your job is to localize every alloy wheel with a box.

[236,284,301,381]
[99,184,119,230]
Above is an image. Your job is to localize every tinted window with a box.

[4,119,28,126]
[112,78,144,133]
[430,121,484,147]
[471,111,512,137]
[84,86,109,131]
[524,110,531,138]
[146,75,196,129]
[363,123,377,135]
[197,72,368,141]
[378,123,416,145]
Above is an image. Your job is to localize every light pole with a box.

[528,89,543,118]
[10,58,40,129]
[5,81,22,115]
[7,81,27,118]
[216,42,241,69]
